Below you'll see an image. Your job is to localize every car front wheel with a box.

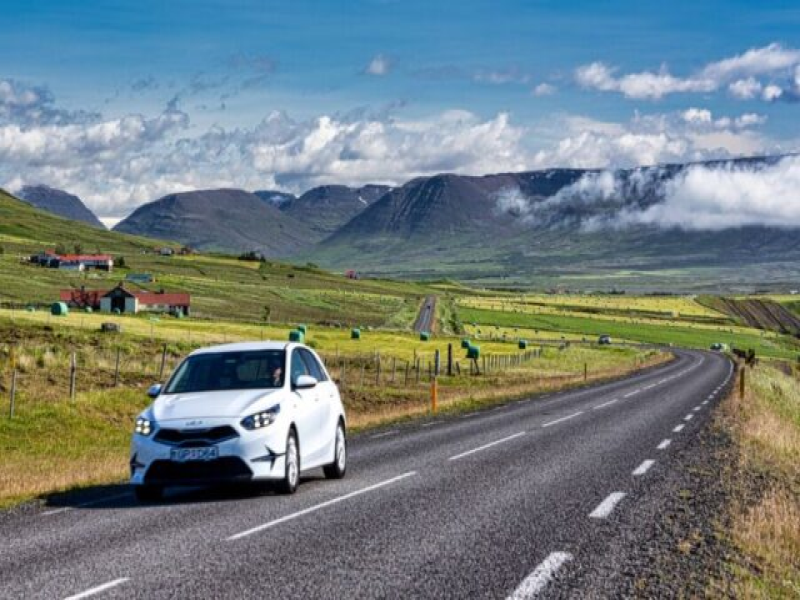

[278,430,300,494]
[323,423,347,479]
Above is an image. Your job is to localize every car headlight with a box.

[241,405,280,430]
[134,417,154,436]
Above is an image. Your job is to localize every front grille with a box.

[154,426,239,447]
[144,457,252,485]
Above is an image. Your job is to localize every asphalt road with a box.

[0,349,734,599]
[413,295,437,333]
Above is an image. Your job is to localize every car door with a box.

[299,348,335,465]
[289,348,321,469]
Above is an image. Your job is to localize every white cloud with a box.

[365,54,391,76]
[532,83,557,96]
[681,108,712,124]
[576,43,800,101]
[728,77,762,99]
[628,156,800,230]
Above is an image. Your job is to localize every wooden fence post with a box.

[69,352,77,401]
[114,347,121,387]
[375,355,381,385]
[434,350,440,377]
[159,344,168,380]
[447,343,453,377]
[9,369,17,418]
[739,365,746,398]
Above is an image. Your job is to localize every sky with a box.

[1,0,799,223]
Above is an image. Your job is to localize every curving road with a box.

[0,350,734,599]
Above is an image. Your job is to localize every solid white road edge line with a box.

[227,472,417,541]
[673,424,685,433]
[448,432,526,461]
[589,491,627,519]
[657,439,671,450]
[506,551,573,600]
[42,492,132,517]
[592,398,619,410]
[370,430,399,439]
[623,389,640,398]
[63,578,129,600]
[542,411,583,428]
[633,459,656,476]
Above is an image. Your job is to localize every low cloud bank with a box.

[496,155,800,231]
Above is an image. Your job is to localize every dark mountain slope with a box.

[280,184,391,237]
[17,185,105,228]
[114,189,311,256]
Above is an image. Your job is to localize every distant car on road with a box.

[130,342,347,501]
[598,334,612,345]
[710,342,726,351]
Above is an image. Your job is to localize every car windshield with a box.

[165,350,286,394]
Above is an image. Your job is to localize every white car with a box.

[130,342,347,501]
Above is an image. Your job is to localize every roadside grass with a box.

[721,364,800,597]
[0,389,148,509]
[457,306,799,359]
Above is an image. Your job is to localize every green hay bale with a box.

[289,330,305,343]
[466,344,480,360]
[50,302,69,316]
[297,324,307,334]
[461,339,471,349]
[351,328,361,340]
[419,331,430,341]
[518,340,528,349]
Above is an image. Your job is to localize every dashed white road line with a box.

[673,424,685,433]
[63,578,129,600]
[42,492,131,517]
[633,459,655,476]
[448,432,526,461]
[506,551,573,599]
[589,491,626,519]
[657,439,672,450]
[227,471,417,541]
[684,414,694,421]
[693,406,702,412]
[592,398,619,410]
[370,430,399,439]
[542,411,583,428]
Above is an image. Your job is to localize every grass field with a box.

[456,305,800,359]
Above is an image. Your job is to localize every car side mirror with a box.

[293,375,318,390]
[147,383,163,399]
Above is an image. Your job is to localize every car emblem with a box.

[185,420,204,427]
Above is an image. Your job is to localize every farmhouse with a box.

[32,251,113,271]
[59,284,191,316]
[99,285,191,316]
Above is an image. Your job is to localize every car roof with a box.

[189,341,297,356]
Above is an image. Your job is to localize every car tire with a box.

[277,430,300,494]
[323,422,347,479]
[134,485,163,503]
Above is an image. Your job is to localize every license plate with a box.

[170,447,219,462]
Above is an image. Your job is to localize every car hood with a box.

[152,388,282,421]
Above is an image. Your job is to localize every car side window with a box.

[300,348,328,382]
[291,349,310,384]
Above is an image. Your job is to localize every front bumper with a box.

[130,418,288,487]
